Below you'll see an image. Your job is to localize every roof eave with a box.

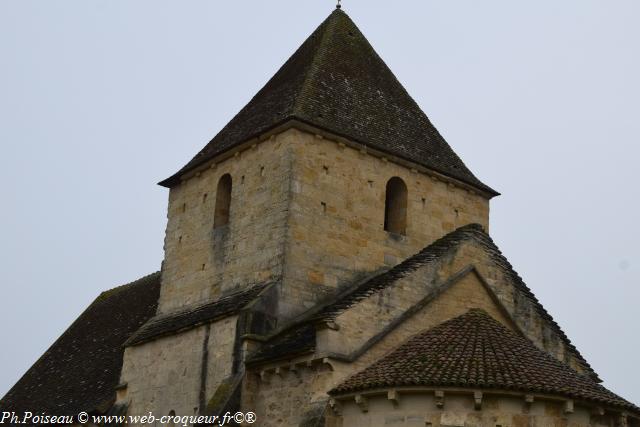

[327,386,640,418]
[157,118,499,198]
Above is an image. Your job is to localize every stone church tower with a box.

[2,7,639,427]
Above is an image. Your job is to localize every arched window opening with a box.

[384,177,408,235]
[214,174,232,228]
[167,410,176,427]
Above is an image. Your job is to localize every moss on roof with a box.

[160,9,496,196]
[0,272,161,419]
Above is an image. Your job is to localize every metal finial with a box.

[336,0,341,9]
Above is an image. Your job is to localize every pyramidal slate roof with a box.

[0,272,161,419]
[160,9,496,196]
[330,310,640,415]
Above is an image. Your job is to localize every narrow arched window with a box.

[384,177,407,235]
[214,174,232,228]
[167,410,176,427]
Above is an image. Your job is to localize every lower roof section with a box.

[125,282,271,347]
[0,272,161,418]
[329,309,639,416]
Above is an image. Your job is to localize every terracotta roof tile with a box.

[330,310,639,414]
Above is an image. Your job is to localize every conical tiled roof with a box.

[160,9,496,195]
[330,310,639,414]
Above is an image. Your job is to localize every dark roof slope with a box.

[330,310,639,415]
[125,283,269,347]
[248,224,596,380]
[160,9,496,195]
[248,323,316,364]
[0,272,161,418]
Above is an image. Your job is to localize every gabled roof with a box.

[0,272,161,418]
[329,310,639,415]
[159,9,496,196]
[247,224,596,381]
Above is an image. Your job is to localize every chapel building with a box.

[2,7,639,427]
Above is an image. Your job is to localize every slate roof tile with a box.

[0,272,161,418]
[159,9,496,196]
[125,283,269,347]
[247,323,316,364]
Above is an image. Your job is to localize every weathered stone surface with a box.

[119,125,494,421]
[159,135,292,314]
[241,233,639,425]
[159,127,489,320]
[119,316,237,420]
[280,130,489,319]
[5,9,639,427]
[334,393,615,427]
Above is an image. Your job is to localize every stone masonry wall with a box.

[324,238,588,376]
[158,135,294,314]
[119,316,237,422]
[122,125,492,422]
[280,129,490,318]
[437,239,587,374]
[244,245,596,425]
[328,269,513,363]
[158,126,490,318]
[245,270,513,426]
[335,392,622,427]
[243,362,335,427]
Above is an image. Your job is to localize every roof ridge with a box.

[292,10,339,117]
[98,271,161,300]
[464,229,599,380]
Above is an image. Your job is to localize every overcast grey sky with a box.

[1,0,638,404]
